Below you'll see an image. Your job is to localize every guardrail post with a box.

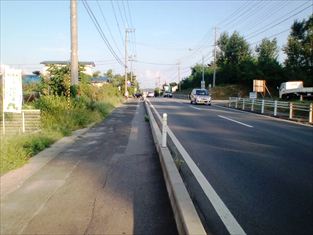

[274,100,278,116]
[289,102,293,119]
[242,99,245,110]
[261,100,265,114]
[235,98,238,109]
[309,103,313,123]
[251,99,254,112]
[162,113,168,147]
[228,97,231,107]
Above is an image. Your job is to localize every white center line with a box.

[189,106,203,110]
[218,115,253,128]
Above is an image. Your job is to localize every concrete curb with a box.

[0,123,95,200]
[144,101,206,235]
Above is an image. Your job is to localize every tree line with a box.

[181,15,313,92]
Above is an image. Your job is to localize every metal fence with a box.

[228,97,313,124]
[1,109,41,135]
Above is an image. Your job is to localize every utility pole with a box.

[177,62,181,91]
[124,29,128,97]
[201,55,205,89]
[129,55,136,82]
[70,0,79,85]
[125,28,135,97]
[213,27,217,88]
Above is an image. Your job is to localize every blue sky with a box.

[1,0,312,88]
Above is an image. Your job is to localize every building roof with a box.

[91,76,110,83]
[40,61,95,67]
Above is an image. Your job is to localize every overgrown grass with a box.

[0,131,62,175]
[0,84,123,174]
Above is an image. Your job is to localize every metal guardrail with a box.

[228,97,313,124]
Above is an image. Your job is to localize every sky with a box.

[1,0,312,89]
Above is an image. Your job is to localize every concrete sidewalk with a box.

[0,100,178,235]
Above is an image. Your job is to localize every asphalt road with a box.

[1,101,177,235]
[150,97,313,235]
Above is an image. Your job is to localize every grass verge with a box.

[0,84,123,174]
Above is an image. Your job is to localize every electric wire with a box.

[245,2,313,40]
[96,0,123,58]
[110,0,125,49]
[82,0,125,67]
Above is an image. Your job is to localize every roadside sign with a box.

[3,68,23,113]
[249,92,257,99]
[253,80,265,93]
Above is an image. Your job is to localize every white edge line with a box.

[218,115,253,128]
[148,100,246,235]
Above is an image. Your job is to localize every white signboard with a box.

[253,80,265,93]
[249,92,257,99]
[3,68,23,113]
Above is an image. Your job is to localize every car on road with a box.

[190,88,211,105]
[163,91,173,98]
[147,91,155,98]
[134,93,142,98]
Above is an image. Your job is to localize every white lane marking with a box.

[218,115,253,128]
[148,101,246,235]
[190,106,202,110]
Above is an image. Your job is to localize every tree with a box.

[217,31,251,66]
[284,15,313,85]
[256,38,279,63]
[40,64,90,96]
[92,70,101,78]
[255,38,284,87]
[216,31,253,84]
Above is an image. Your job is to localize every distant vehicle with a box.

[147,91,155,98]
[279,81,313,99]
[134,93,142,98]
[163,91,173,98]
[190,88,211,105]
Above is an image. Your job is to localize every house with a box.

[40,61,95,76]
[90,76,110,87]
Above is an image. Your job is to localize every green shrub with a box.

[0,131,61,174]
[1,83,123,174]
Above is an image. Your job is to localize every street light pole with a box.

[177,62,181,91]
[213,27,217,87]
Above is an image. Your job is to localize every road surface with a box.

[150,97,313,235]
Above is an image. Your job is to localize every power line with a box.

[250,28,291,46]
[217,1,251,27]
[110,0,125,49]
[136,60,177,66]
[126,0,134,28]
[242,1,290,35]
[96,0,123,58]
[222,0,266,31]
[82,0,124,67]
[245,2,313,40]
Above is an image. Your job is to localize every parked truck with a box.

[279,81,313,100]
